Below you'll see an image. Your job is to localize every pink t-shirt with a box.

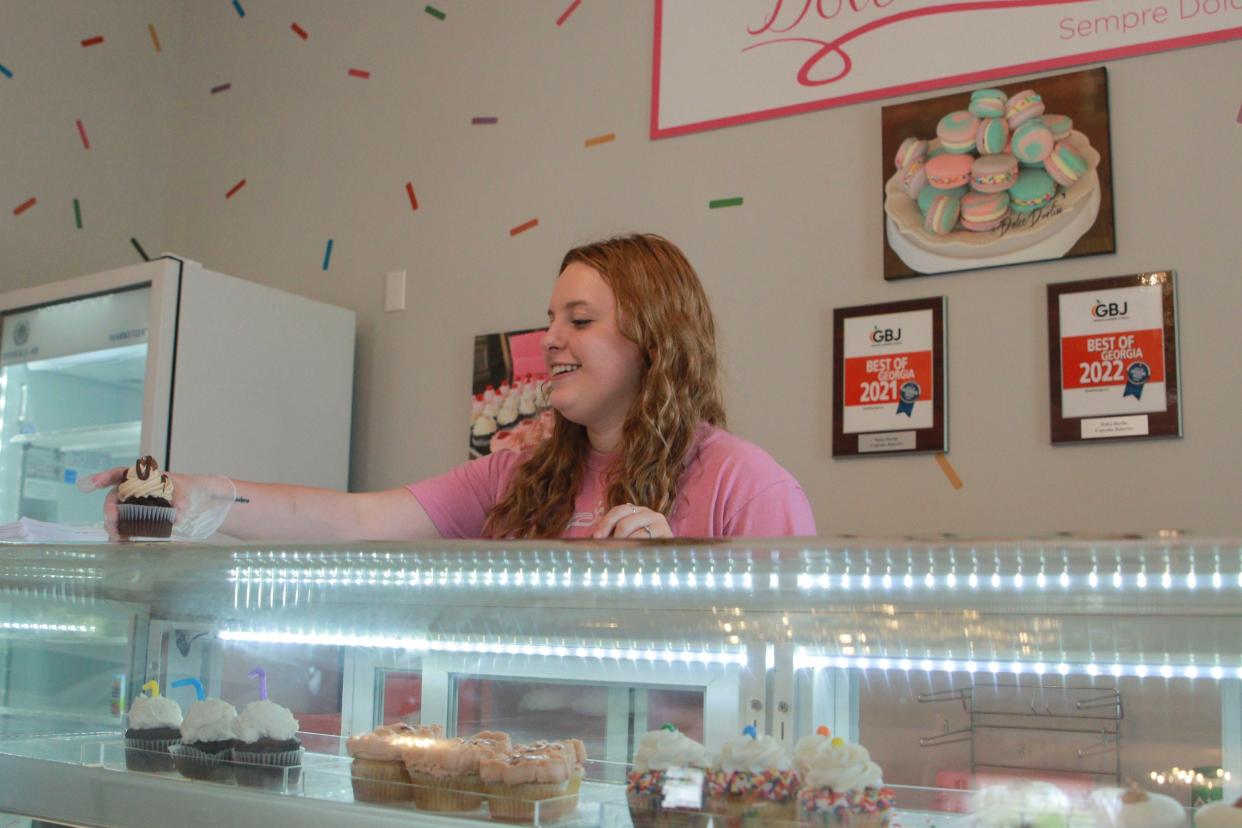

[407,425,816,539]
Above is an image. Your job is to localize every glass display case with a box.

[1,536,1240,828]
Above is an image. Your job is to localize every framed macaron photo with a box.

[881,67,1116,280]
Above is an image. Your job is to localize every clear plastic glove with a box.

[79,467,236,541]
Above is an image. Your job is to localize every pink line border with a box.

[650,2,1242,140]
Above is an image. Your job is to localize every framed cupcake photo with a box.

[881,66,1116,280]
[469,327,553,458]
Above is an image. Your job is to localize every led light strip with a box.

[795,569,1240,592]
[228,567,756,591]
[0,622,96,632]
[218,629,747,666]
[793,651,1242,680]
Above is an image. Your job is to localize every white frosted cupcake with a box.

[1193,797,1242,828]
[231,699,303,790]
[171,699,238,781]
[707,727,799,825]
[124,694,183,772]
[794,727,892,827]
[628,725,709,828]
[1090,784,1186,828]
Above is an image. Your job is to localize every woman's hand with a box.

[80,467,234,541]
[592,503,672,540]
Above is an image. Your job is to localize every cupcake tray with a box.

[1,729,986,828]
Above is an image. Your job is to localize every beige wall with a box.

[2,2,1240,535]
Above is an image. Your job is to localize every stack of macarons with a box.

[891,85,1090,236]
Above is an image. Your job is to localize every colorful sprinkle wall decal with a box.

[348,68,371,79]
[0,63,11,79]
[232,0,245,18]
[405,182,419,212]
[225,179,247,199]
[73,198,82,229]
[935,453,963,490]
[291,22,308,40]
[76,119,90,149]
[211,83,231,94]
[81,36,104,47]
[556,0,582,26]
[425,5,446,21]
[13,197,36,216]
[322,239,334,271]
[148,24,161,52]
[709,197,743,209]
[584,132,615,148]
[131,237,150,261]
[509,218,539,237]
[471,116,498,125]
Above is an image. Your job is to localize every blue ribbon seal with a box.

[896,381,921,416]
[1123,361,1150,400]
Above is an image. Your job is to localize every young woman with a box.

[87,234,816,540]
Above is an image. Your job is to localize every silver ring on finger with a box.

[642,525,653,538]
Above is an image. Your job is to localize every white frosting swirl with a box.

[472,413,497,438]
[179,699,238,743]
[233,699,300,742]
[798,737,882,791]
[118,456,174,502]
[633,728,706,772]
[127,695,182,730]
[712,733,791,774]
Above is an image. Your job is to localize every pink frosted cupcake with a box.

[480,744,579,823]
[403,731,511,812]
[348,722,443,805]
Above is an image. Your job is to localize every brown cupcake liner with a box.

[117,503,175,538]
[170,742,233,782]
[124,736,179,773]
[231,747,303,791]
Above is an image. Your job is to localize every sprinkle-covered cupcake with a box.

[231,699,303,789]
[707,726,800,826]
[116,456,176,538]
[480,744,579,823]
[794,727,893,827]
[348,722,444,805]
[124,692,183,772]
[628,725,708,828]
[170,698,238,781]
[403,730,510,811]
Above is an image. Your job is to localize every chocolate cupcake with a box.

[116,456,175,538]
[231,699,304,790]
[170,698,238,781]
[124,694,183,772]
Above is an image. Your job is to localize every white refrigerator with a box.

[0,255,355,525]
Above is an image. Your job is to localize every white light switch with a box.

[385,270,406,312]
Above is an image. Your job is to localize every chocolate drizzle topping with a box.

[135,456,157,480]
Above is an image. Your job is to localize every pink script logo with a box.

[745,0,1099,87]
